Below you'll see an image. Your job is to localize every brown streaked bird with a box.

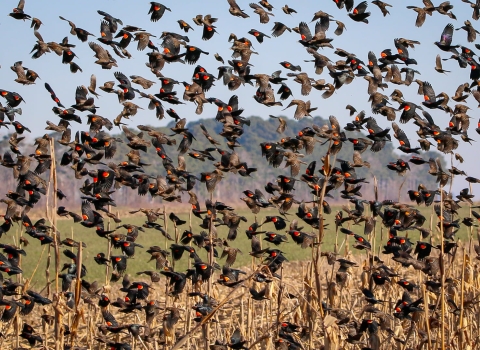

[31,31,51,59]
[455,153,464,163]
[352,151,370,168]
[134,32,156,51]
[200,169,223,193]
[269,115,287,133]
[249,3,274,24]
[136,270,161,283]
[271,22,291,37]
[312,80,335,99]
[463,0,480,21]
[221,240,242,266]
[456,20,480,43]
[242,196,262,214]
[311,10,333,23]
[406,0,435,28]
[287,72,314,96]
[129,208,163,223]
[435,54,450,74]
[253,73,272,92]
[452,83,470,102]
[99,81,115,93]
[372,1,392,16]
[471,89,480,107]
[334,20,346,36]
[122,126,151,152]
[199,124,221,145]
[364,75,387,95]
[89,42,117,70]
[284,152,307,177]
[201,14,217,26]
[414,79,425,95]
[282,5,297,15]
[346,105,357,116]
[10,61,34,85]
[87,74,100,98]
[130,75,156,89]
[254,84,283,107]
[304,48,331,75]
[192,14,204,26]
[386,64,403,85]
[435,1,456,19]
[283,100,317,120]
[214,53,224,64]
[228,0,250,18]
[163,307,181,337]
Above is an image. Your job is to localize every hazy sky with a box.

[0,0,478,194]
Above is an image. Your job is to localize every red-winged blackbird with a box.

[287,230,315,248]
[0,299,22,322]
[160,270,187,296]
[20,296,35,315]
[340,228,371,249]
[372,273,390,286]
[397,279,419,292]
[119,240,143,257]
[393,291,423,319]
[111,255,127,275]
[414,241,435,260]
[148,2,171,22]
[263,216,287,230]
[169,244,193,261]
[264,232,288,245]
[128,282,150,299]
[26,290,52,305]
[194,262,214,281]
[94,252,109,265]
[98,294,110,308]
[0,90,25,107]
[277,175,296,193]
[358,319,378,334]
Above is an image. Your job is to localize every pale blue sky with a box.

[0,0,477,193]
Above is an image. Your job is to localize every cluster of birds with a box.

[0,0,480,349]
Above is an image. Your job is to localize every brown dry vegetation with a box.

[3,178,480,350]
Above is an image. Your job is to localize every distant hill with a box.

[0,115,442,211]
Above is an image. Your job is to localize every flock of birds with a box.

[0,0,480,349]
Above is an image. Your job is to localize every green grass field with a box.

[13,203,476,289]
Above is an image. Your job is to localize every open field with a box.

[3,204,480,350]
[17,203,477,286]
